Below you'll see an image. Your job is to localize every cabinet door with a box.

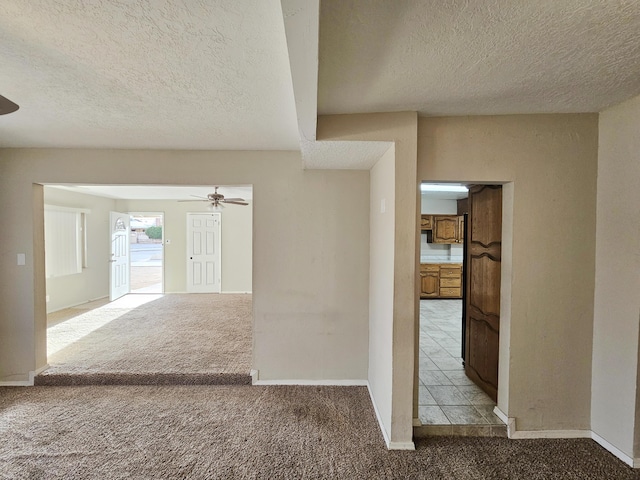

[433,216,460,243]
[420,215,433,230]
[420,272,439,298]
[458,216,465,244]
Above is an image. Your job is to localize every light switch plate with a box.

[17,253,25,266]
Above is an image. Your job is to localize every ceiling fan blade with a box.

[0,95,19,115]
[178,199,208,202]
[222,198,245,202]
[222,200,249,206]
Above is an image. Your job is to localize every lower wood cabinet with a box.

[420,263,462,299]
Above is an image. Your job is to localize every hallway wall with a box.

[418,113,598,432]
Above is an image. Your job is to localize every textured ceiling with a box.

[319,0,640,116]
[0,0,299,149]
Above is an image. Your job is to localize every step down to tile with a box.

[414,424,507,438]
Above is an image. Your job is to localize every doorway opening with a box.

[130,213,164,294]
[417,182,507,433]
[39,184,254,386]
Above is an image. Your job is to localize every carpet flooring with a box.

[38,294,252,386]
[0,385,637,480]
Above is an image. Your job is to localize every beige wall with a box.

[43,187,116,312]
[0,149,370,383]
[592,94,640,458]
[114,198,253,293]
[368,145,395,443]
[318,112,418,447]
[418,114,598,431]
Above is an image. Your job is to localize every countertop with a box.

[420,256,463,264]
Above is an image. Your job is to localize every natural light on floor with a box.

[47,294,163,356]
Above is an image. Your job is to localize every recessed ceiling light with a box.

[420,184,468,193]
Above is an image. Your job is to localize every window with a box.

[44,205,89,278]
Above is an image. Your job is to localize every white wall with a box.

[368,145,395,444]
[0,149,369,384]
[592,94,640,459]
[114,198,252,293]
[43,187,116,312]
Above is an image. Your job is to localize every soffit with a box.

[318,0,640,116]
[0,1,299,149]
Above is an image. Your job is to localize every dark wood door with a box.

[464,185,502,402]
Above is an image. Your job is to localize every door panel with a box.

[187,213,221,293]
[464,185,502,402]
[109,211,130,301]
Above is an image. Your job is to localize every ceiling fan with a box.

[0,95,19,115]
[179,186,249,208]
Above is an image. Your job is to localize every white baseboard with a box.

[366,383,392,448]
[221,291,252,294]
[511,429,591,439]
[389,441,416,450]
[366,383,416,451]
[0,364,48,386]
[253,379,368,386]
[506,414,637,468]
[591,431,637,468]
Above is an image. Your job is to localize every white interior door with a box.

[110,211,130,301]
[187,213,221,293]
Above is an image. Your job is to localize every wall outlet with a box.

[380,198,386,213]
[17,253,25,266]
[46,295,50,303]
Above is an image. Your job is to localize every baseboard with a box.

[510,429,591,439]
[253,379,368,386]
[366,382,392,448]
[506,415,637,468]
[0,364,49,386]
[47,296,108,314]
[365,383,416,451]
[591,431,637,468]
[221,291,252,294]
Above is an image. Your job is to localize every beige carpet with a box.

[37,294,252,386]
[0,385,637,479]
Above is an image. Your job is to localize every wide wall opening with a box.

[38,184,254,386]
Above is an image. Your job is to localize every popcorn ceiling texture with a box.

[319,0,640,116]
[0,0,299,149]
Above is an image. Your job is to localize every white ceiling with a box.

[0,0,299,150]
[46,184,253,201]
[2,0,640,166]
[318,0,640,116]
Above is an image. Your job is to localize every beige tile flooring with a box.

[418,300,502,426]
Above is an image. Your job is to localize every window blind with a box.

[44,206,86,278]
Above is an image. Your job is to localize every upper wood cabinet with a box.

[420,215,433,230]
[433,215,461,244]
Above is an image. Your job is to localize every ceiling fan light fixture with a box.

[0,94,19,115]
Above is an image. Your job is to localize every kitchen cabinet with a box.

[420,215,433,230]
[433,216,461,244]
[420,263,462,299]
[420,264,439,298]
[419,214,464,244]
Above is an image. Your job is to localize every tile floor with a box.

[418,299,502,426]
